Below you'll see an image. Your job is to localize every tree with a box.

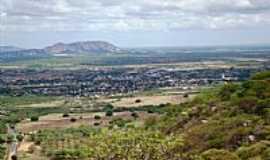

[11,155,17,160]
[30,116,39,122]
[106,110,113,117]
[135,99,142,103]
[131,112,139,119]
[17,134,24,142]
[183,93,189,98]
[62,113,70,118]
[94,115,101,120]
[70,117,77,122]
[104,104,114,111]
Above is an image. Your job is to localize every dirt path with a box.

[17,138,34,153]
[6,124,18,160]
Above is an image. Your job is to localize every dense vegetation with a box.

[27,71,270,160]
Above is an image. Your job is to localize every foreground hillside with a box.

[17,71,270,160]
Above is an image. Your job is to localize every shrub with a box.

[201,149,240,160]
[144,116,158,129]
[94,115,101,120]
[218,83,240,101]
[70,117,77,122]
[105,110,113,117]
[17,134,24,142]
[183,94,189,98]
[251,71,270,80]
[147,109,154,114]
[52,149,88,160]
[183,115,260,151]
[104,104,114,111]
[236,141,270,160]
[11,155,17,160]
[62,113,70,117]
[0,135,5,144]
[131,112,139,119]
[109,118,130,128]
[6,135,14,143]
[234,96,270,116]
[30,116,39,122]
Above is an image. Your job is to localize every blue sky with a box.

[1,0,270,48]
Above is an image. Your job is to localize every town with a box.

[0,67,264,97]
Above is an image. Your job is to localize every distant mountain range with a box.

[0,41,121,61]
[44,41,120,54]
[0,46,24,52]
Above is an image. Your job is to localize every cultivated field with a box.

[98,94,194,108]
[17,112,153,133]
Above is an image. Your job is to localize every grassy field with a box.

[97,94,193,108]
[0,96,61,108]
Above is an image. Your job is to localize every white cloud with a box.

[0,0,270,32]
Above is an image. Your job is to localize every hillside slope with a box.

[159,71,270,159]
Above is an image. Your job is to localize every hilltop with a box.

[0,41,121,61]
[44,41,120,55]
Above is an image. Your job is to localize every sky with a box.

[1,0,270,48]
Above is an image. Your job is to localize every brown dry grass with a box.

[17,112,151,133]
[17,100,65,108]
[98,94,194,108]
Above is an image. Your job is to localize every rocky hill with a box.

[44,41,121,54]
[0,41,121,61]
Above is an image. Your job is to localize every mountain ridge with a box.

[0,46,24,52]
[44,41,121,54]
[0,41,121,60]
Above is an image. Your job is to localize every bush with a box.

[94,115,101,120]
[251,71,270,80]
[30,116,39,122]
[11,155,17,160]
[131,112,139,119]
[6,135,14,143]
[109,118,130,128]
[94,122,100,126]
[183,115,260,151]
[144,116,158,129]
[236,141,270,160]
[62,113,70,117]
[70,117,77,122]
[17,134,24,142]
[201,149,240,160]
[105,110,113,117]
[52,149,88,160]
[147,109,154,113]
[183,94,189,98]
[0,135,5,144]
[104,104,114,111]
[218,83,240,101]
[237,97,259,114]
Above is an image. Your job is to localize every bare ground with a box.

[17,112,152,133]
